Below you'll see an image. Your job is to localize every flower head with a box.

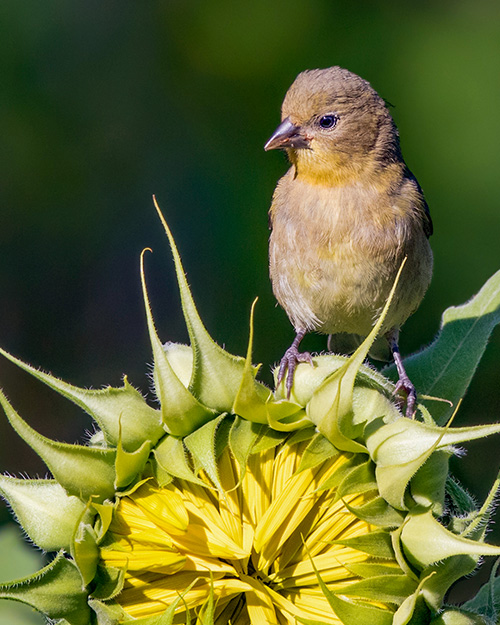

[1,200,500,625]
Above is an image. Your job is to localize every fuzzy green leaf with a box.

[344,495,405,528]
[307,552,394,625]
[333,529,395,559]
[366,418,500,511]
[232,299,273,423]
[88,598,130,624]
[386,269,500,425]
[420,553,479,611]
[410,450,450,514]
[340,574,417,605]
[0,390,116,502]
[250,427,289,454]
[297,432,339,473]
[184,414,227,490]
[91,566,126,601]
[141,250,217,436]
[401,508,500,568]
[154,197,248,412]
[71,519,99,588]
[393,580,431,625]
[115,437,151,490]
[0,347,163,450]
[0,477,86,551]
[154,435,206,486]
[430,609,490,625]
[197,576,215,625]
[229,416,264,481]
[0,552,90,625]
[461,558,500,621]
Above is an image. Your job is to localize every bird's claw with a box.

[393,376,417,418]
[277,347,313,399]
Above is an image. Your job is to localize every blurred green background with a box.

[0,0,499,611]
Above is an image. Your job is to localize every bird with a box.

[264,67,433,417]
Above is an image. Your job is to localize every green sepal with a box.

[297,432,339,473]
[401,508,500,568]
[301,544,394,625]
[154,435,206,487]
[344,495,405,528]
[196,574,215,625]
[446,476,477,516]
[114,435,151,490]
[141,250,217,437]
[154,198,249,413]
[336,458,377,498]
[332,529,395,559]
[0,552,90,625]
[277,354,395,407]
[0,347,163,450]
[387,268,500,425]
[91,565,126,601]
[366,418,500,511]
[88,598,132,624]
[306,259,406,451]
[308,553,393,625]
[228,417,264,482]
[392,575,433,625]
[420,553,479,612]
[160,342,193,387]
[286,425,318,446]
[92,501,115,543]
[410,450,450,514]
[250,426,289,454]
[0,390,116,502]
[147,457,173,487]
[71,505,99,587]
[316,453,366,494]
[391,524,418,580]
[0,476,86,551]
[232,298,273,424]
[340,573,418,605]
[184,414,228,491]
[347,562,406,578]
[266,402,310,431]
[430,609,491,625]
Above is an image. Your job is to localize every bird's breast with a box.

[269,173,433,335]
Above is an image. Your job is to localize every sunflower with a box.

[1,201,500,625]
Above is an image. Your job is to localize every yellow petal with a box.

[132,482,189,534]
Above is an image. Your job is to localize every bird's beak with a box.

[264,117,310,151]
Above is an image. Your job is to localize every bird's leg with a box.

[277,329,313,398]
[386,328,417,418]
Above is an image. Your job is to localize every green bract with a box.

[0,200,500,625]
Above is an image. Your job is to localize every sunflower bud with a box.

[1,201,500,625]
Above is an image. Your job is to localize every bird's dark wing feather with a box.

[421,197,433,238]
[404,168,433,238]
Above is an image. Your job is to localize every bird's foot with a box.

[393,375,417,418]
[277,346,313,399]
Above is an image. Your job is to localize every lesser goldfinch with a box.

[265,67,433,417]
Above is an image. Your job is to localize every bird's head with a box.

[265,67,402,185]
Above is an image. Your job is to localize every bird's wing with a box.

[421,197,433,238]
[404,168,433,238]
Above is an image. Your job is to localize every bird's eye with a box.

[319,114,338,129]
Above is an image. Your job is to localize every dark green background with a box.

[0,0,499,604]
